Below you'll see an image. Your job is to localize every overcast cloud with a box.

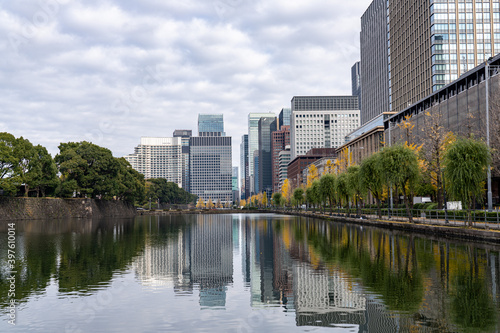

[1,0,371,166]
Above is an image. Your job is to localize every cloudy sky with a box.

[1,0,371,166]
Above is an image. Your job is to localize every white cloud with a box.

[0,0,372,166]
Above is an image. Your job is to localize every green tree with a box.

[310,179,322,211]
[55,141,120,199]
[116,158,145,204]
[320,173,336,214]
[293,188,304,210]
[359,153,385,219]
[272,192,282,208]
[0,132,20,195]
[336,172,351,215]
[146,178,196,205]
[32,145,59,197]
[443,137,491,227]
[347,165,364,216]
[379,144,420,223]
[14,137,36,196]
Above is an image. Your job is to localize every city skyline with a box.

[0,0,371,167]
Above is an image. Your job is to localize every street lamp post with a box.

[486,58,493,212]
[442,169,449,224]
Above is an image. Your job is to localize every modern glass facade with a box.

[258,117,277,195]
[428,0,499,93]
[361,0,500,121]
[351,61,362,110]
[198,114,225,136]
[124,137,183,186]
[278,108,291,129]
[173,130,192,191]
[248,112,275,195]
[189,136,232,203]
[272,126,290,193]
[240,134,249,200]
[360,0,390,125]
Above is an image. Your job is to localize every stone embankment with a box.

[0,198,136,221]
[272,210,500,245]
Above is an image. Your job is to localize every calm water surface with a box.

[1,213,499,332]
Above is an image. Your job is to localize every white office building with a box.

[124,137,183,187]
[290,96,360,159]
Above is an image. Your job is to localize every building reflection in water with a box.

[130,214,500,332]
[133,215,233,309]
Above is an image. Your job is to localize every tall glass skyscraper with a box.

[198,114,225,136]
[190,114,232,203]
[247,112,275,196]
[360,0,500,122]
[258,117,277,195]
[240,134,249,200]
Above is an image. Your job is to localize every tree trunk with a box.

[376,197,382,219]
[402,186,413,223]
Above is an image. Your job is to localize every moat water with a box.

[1,213,499,332]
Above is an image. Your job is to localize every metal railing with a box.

[277,206,500,229]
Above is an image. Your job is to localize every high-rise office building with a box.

[258,117,277,195]
[198,114,225,136]
[189,136,232,203]
[278,147,291,191]
[360,0,390,125]
[248,112,275,195]
[190,114,232,203]
[272,125,290,193]
[290,96,360,159]
[361,0,500,121]
[173,130,192,191]
[232,167,239,204]
[278,108,291,129]
[240,134,249,200]
[124,137,183,186]
[351,61,362,110]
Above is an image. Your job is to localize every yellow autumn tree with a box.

[257,192,263,207]
[216,199,222,208]
[196,197,205,209]
[207,197,214,209]
[262,192,268,207]
[281,179,291,205]
[324,159,336,174]
[306,164,319,188]
[337,147,352,174]
[240,199,247,207]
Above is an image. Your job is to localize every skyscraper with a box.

[278,108,291,129]
[248,112,275,195]
[240,134,249,200]
[272,125,290,193]
[258,117,277,195]
[290,96,360,159]
[351,61,362,110]
[198,114,225,136]
[232,167,239,204]
[190,114,232,203]
[173,130,192,191]
[360,0,390,125]
[124,137,183,186]
[360,0,500,121]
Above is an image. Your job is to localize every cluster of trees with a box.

[245,134,491,227]
[195,197,232,209]
[0,133,196,206]
[147,178,197,206]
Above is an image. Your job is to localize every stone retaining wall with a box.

[0,198,136,221]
